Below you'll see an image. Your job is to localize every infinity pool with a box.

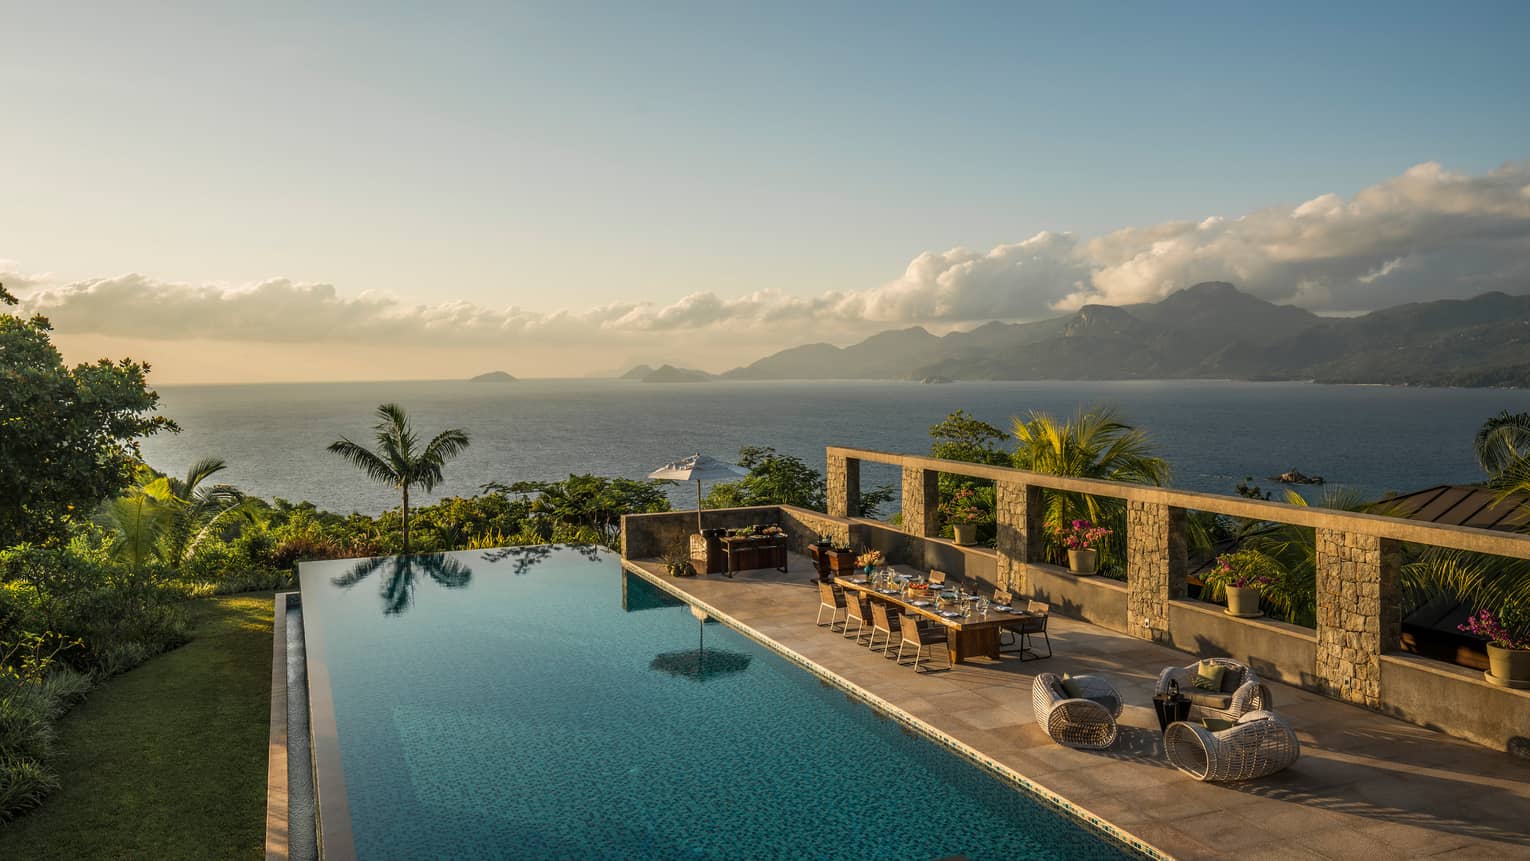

[299,546,1138,860]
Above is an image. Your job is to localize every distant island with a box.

[718,283,1530,388]
[639,364,712,383]
[618,364,655,380]
[469,371,517,382]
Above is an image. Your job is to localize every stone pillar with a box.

[1315,529,1401,709]
[900,466,940,537]
[1126,500,1187,643]
[826,454,859,518]
[995,481,1045,595]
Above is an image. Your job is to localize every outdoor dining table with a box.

[833,575,1040,664]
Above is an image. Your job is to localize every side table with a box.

[1153,693,1191,731]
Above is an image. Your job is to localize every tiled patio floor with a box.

[621,554,1530,860]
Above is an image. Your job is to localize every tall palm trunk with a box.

[401,484,411,555]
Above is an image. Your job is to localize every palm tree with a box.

[96,466,177,578]
[161,457,249,566]
[327,404,470,555]
[1475,410,1530,479]
[1010,406,1170,573]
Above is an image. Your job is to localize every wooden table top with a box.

[833,576,1040,631]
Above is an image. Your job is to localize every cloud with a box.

[9,158,1530,352]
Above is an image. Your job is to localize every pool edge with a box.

[620,560,1172,861]
[266,591,292,861]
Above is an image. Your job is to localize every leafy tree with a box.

[490,474,669,547]
[929,410,1009,466]
[327,404,470,554]
[1011,406,1170,573]
[927,410,1009,542]
[703,446,893,518]
[0,282,178,547]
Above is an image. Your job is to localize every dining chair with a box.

[842,590,872,644]
[867,601,903,656]
[895,611,950,672]
[815,580,846,630]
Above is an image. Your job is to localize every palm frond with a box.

[327,438,401,486]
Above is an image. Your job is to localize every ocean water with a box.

[139,379,1529,515]
[298,546,1139,859]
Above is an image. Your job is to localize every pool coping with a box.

[296,570,359,861]
[266,591,292,861]
[620,559,1170,861]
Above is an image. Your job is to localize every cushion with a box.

[1059,677,1087,699]
[1192,661,1226,691]
[1219,667,1245,693]
[1049,680,1069,701]
[1187,690,1233,710]
[1201,717,1236,733]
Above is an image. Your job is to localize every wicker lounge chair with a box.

[1156,658,1269,722]
[1031,672,1122,749]
[1164,709,1300,781]
[815,581,846,630]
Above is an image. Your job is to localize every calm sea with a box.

[137,379,1530,516]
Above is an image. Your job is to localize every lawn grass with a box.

[0,592,274,860]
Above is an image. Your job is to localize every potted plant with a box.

[1052,520,1111,575]
[1205,549,1278,617]
[1459,608,1530,689]
[941,487,983,545]
[661,544,696,577]
[856,548,885,575]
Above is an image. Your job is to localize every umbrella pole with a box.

[696,479,703,533]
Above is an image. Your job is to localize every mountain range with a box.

[648,283,1529,387]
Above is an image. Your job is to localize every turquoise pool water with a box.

[299,546,1138,860]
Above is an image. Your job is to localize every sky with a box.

[4,1,1530,382]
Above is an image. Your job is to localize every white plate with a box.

[911,600,932,607]
[939,610,960,618]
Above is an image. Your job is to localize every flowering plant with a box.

[1207,551,1277,590]
[1458,608,1530,650]
[941,487,984,525]
[1051,519,1111,551]
[856,549,885,569]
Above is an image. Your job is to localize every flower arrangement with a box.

[941,487,984,525]
[1207,550,1277,590]
[856,549,885,569]
[1458,608,1530,650]
[1051,519,1111,551]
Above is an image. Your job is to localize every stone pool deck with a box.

[621,554,1530,861]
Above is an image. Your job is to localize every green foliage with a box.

[1011,405,1170,575]
[701,446,894,518]
[1474,410,1530,478]
[927,411,1006,543]
[327,403,471,553]
[0,289,178,547]
[494,474,669,548]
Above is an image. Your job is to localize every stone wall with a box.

[1315,529,1401,709]
[826,454,859,518]
[1125,500,1187,643]
[900,465,940,537]
[994,480,1042,594]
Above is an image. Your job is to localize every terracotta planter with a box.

[1225,585,1263,618]
[1067,549,1097,575]
[827,550,858,574]
[952,524,977,545]
[1485,643,1530,689]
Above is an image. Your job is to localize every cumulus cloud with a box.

[9,159,1530,348]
